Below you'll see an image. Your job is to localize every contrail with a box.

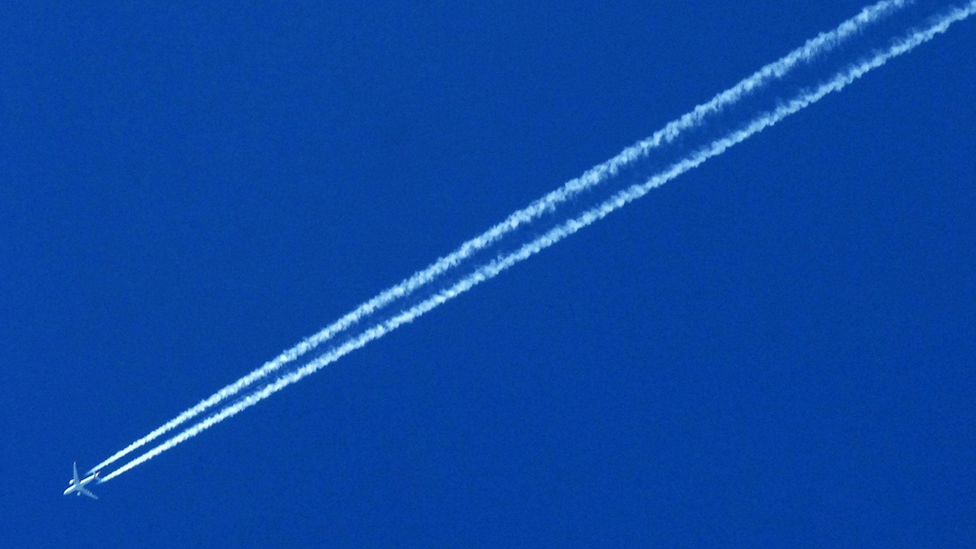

[97,0,975,484]
[87,0,911,475]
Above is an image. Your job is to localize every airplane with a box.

[63,462,100,500]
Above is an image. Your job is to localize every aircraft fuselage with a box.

[64,462,100,499]
[63,473,98,496]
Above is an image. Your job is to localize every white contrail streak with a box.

[97,0,974,484]
[87,0,911,475]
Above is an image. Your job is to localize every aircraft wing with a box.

[72,462,80,485]
[78,486,98,500]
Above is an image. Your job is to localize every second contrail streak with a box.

[97,0,975,484]
[87,0,911,475]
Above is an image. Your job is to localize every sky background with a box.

[2,1,974,547]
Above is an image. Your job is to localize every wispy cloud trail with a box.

[87,0,911,475]
[97,0,975,484]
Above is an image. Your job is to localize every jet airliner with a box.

[63,462,100,500]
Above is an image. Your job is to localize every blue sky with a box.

[2,1,974,547]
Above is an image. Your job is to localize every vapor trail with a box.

[97,0,975,484]
[87,0,910,475]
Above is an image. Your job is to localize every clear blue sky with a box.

[2,1,974,547]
